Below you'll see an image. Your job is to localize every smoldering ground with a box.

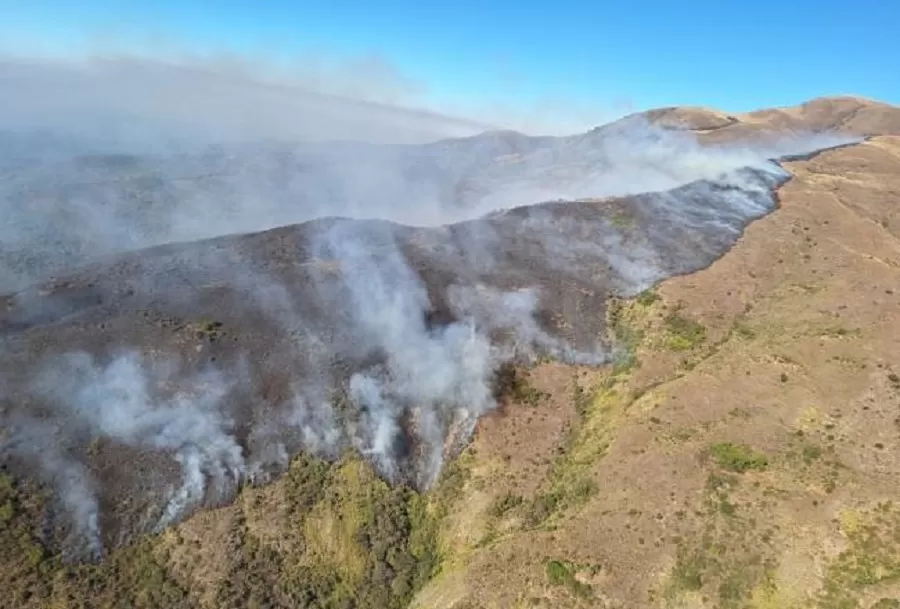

[0,51,859,559]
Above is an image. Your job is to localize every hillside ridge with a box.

[1,100,900,609]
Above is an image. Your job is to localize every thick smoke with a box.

[26,351,243,544]
[0,103,853,292]
[311,220,497,487]
[0,53,490,149]
[0,417,101,559]
[0,48,862,557]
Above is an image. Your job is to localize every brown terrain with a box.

[411,98,900,609]
[1,96,900,609]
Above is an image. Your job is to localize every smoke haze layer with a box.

[0,157,809,557]
[0,50,860,558]
[0,100,853,292]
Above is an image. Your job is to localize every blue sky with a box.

[3,0,898,117]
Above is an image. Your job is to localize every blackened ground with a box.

[0,160,794,556]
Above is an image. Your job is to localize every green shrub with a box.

[709,443,768,473]
[493,364,549,406]
[525,492,562,527]
[570,477,597,503]
[489,493,524,518]
[546,560,572,585]
[802,444,823,464]
[665,313,707,351]
[636,289,661,306]
[0,499,13,524]
[545,560,592,598]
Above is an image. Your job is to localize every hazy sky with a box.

[3,0,898,129]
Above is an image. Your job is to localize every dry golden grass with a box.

[412,135,900,609]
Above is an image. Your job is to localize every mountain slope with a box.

[1,98,900,609]
[411,133,900,609]
[4,96,897,293]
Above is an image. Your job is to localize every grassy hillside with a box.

[0,452,442,609]
[408,135,900,609]
[3,135,900,609]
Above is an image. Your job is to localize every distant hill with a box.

[625,95,900,141]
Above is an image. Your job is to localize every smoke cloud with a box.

[0,46,861,557]
[0,416,102,559]
[25,351,243,546]
[311,219,498,487]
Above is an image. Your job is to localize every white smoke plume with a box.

[30,351,245,533]
[0,54,857,292]
[0,417,102,559]
[311,220,498,487]
[0,45,865,557]
[447,284,604,365]
[0,53,489,150]
[245,385,343,485]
